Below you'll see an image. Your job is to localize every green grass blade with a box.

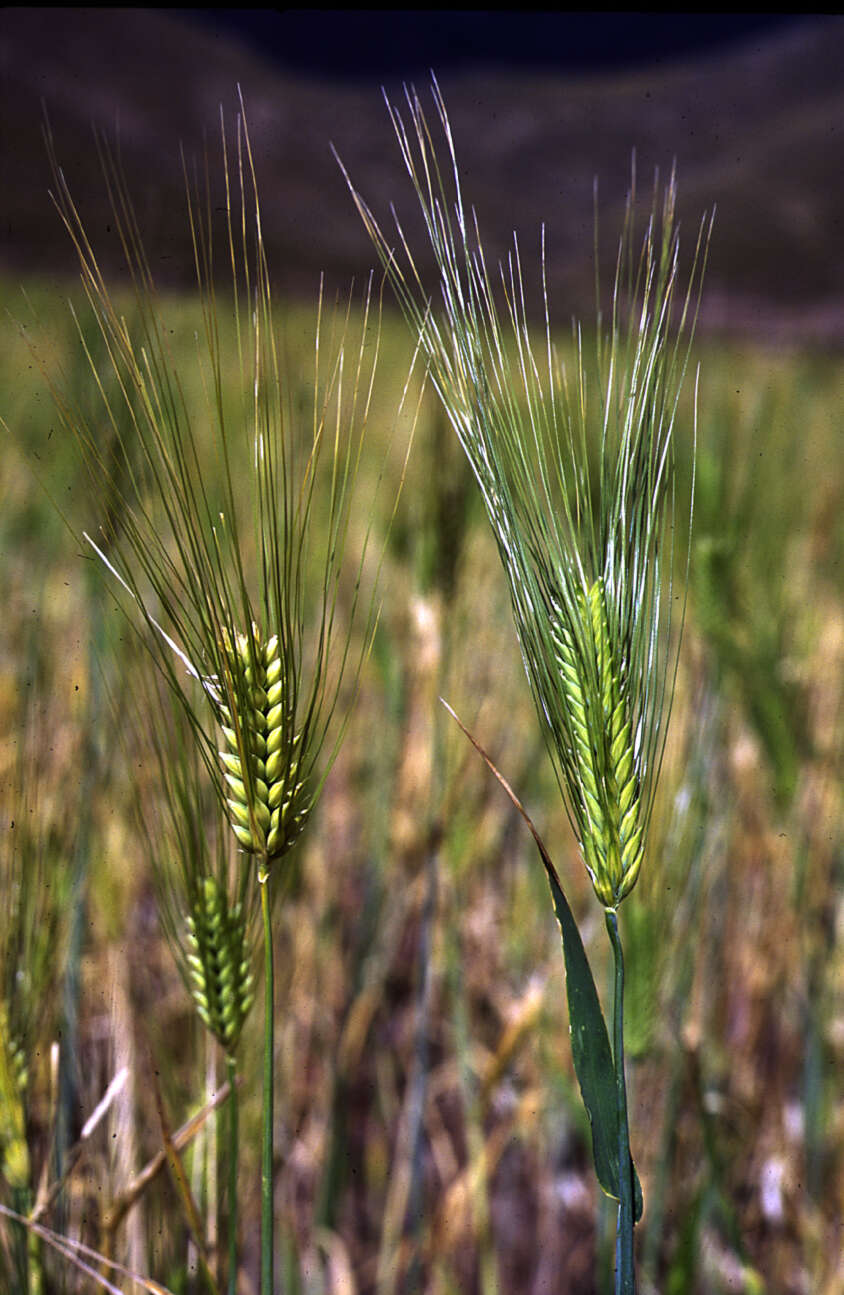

[547,869,642,1222]
[441,698,642,1216]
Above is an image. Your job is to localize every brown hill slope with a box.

[2,9,843,342]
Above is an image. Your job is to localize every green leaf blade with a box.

[547,867,643,1222]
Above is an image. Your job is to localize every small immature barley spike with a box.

[218,626,310,863]
[551,581,644,908]
[185,876,255,1052]
[0,1004,29,1098]
[0,1004,29,1192]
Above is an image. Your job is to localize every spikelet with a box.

[217,626,311,865]
[184,876,255,1052]
[551,580,644,908]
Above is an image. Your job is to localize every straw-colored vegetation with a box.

[1,94,842,1295]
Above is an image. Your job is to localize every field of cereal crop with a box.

[1,20,843,1294]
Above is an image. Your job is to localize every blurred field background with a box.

[1,11,843,1295]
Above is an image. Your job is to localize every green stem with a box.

[260,869,274,1295]
[606,908,636,1294]
[225,1053,239,1295]
[11,1185,37,1295]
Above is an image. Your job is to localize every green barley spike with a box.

[341,80,707,919]
[552,580,644,909]
[184,876,255,1051]
[218,626,311,864]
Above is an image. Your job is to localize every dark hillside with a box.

[2,9,843,342]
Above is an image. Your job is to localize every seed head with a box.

[40,97,417,892]
[551,580,644,906]
[217,625,311,862]
[341,79,710,907]
[185,876,255,1052]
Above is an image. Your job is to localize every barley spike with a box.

[216,625,312,865]
[552,580,645,907]
[184,876,255,1052]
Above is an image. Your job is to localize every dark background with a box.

[2,9,843,343]
[186,12,804,81]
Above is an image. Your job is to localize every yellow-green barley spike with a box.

[218,626,311,865]
[184,876,254,1051]
[0,1002,30,1193]
[552,580,644,908]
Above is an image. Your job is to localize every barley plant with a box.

[341,79,711,1291]
[137,679,258,1294]
[6,74,840,1295]
[34,99,419,1292]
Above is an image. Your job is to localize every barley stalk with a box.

[342,79,710,1292]
[132,668,256,1295]
[38,91,419,1295]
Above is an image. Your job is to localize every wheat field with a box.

[1,205,842,1295]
